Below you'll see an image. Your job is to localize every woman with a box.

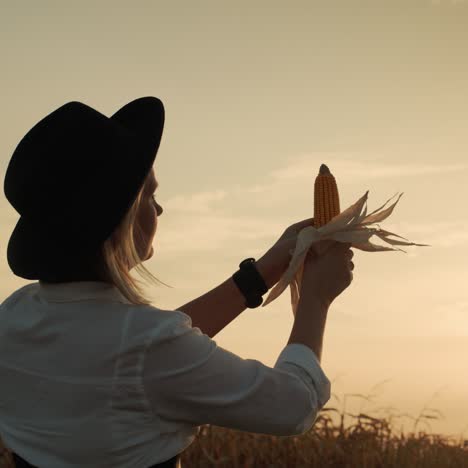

[0,97,353,467]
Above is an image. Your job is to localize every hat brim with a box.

[111,96,165,156]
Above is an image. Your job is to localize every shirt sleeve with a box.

[142,311,331,437]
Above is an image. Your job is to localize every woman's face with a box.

[133,169,163,262]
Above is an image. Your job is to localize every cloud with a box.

[383,219,468,251]
[431,0,467,5]
[164,190,228,214]
[158,154,468,255]
[267,154,468,187]
[434,299,468,316]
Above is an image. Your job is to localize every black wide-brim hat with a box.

[4,96,165,281]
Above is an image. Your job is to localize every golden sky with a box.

[1,1,468,437]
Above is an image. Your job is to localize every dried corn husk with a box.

[261,190,431,316]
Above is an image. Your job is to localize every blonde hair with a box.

[100,183,173,306]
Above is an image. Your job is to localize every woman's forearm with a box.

[177,253,279,338]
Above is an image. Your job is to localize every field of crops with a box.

[2,399,467,467]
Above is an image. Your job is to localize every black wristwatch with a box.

[232,258,269,308]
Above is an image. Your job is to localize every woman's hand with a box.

[258,218,315,287]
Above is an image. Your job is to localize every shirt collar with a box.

[37,281,131,304]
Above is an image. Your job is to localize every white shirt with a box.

[0,281,331,468]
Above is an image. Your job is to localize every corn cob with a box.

[291,164,341,313]
[313,163,340,227]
